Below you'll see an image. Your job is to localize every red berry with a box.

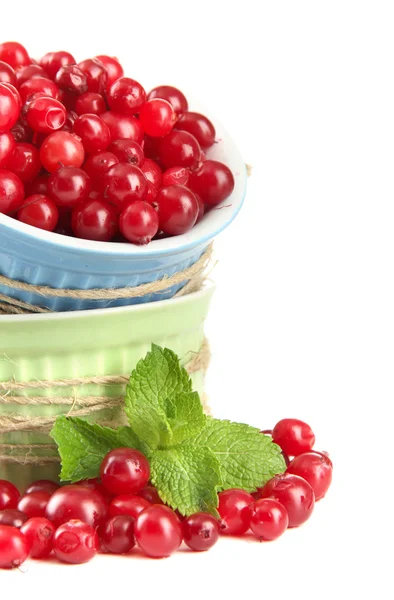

[99,515,135,554]
[78,58,108,94]
[175,111,216,148]
[101,110,144,145]
[159,130,201,170]
[120,201,159,244]
[17,195,59,231]
[71,198,118,241]
[62,109,78,132]
[0,131,16,167]
[45,485,108,528]
[109,494,151,519]
[259,473,315,528]
[24,480,59,496]
[26,95,66,133]
[0,61,17,86]
[6,142,40,181]
[108,139,144,166]
[73,113,111,153]
[188,160,235,207]
[53,519,99,564]
[40,131,85,173]
[55,65,88,95]
[38,51,75,79]
[20,517,55,559]
[138,486,163,505]
[195,193,205,223]
[48,166,91,208]
[83,150,119,182]
[100,448,150,495]
[0,509,28,528]
[272,419,316,457]
[15,64,47,86]
[287,452,333,500]
[141,157,162,188]
[0,168,24,214]
[249,498,289,541]
[0,83,20,132]
[75,478,114,503]
[134,505,182,558]
[101,163,147,208]
[11,119,31,143]
[17,491,51,519]
[107,77,146,115]
[162,166,189,187]
[147,85,188,115]
[75,92,106,115]
[0,42,30,69]
[0,525,30,569]
[19,76,59,104]
[218,489,254,535]
[155,185,198,235]
[95,55,124,87]
[144,181,158,203]
[139,99,175,137]
[183,512,220,552]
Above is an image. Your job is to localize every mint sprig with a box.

[50,344,286,516]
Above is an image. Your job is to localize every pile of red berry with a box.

[0,41,235,244]
[0,418,332,568]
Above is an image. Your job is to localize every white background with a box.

[1,0,392,597]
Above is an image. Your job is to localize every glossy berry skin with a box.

[195,193,205,223]
[147,85,188,115]
[24,480,59,496]
[0,83,20,132]
[38,51,76,79]
[83,151,119,182]
[259,474,315,528]
[141,158,162,188]
[20,517,55,559]
[0,132,16,167]
[183,512,220,552]
[75,92,106,115]
[48,166,91,209]
[0,61,17,86]
[19,76,59,104]
[78,58,108,94]
[15,64,47,86]
[101,163,147,208]
[75,478,114,504]
[159,130,201,170]
[73,113,111,153]
[175,111,216,148]
[218,489,255,535]
[99,515,135,554]
[0,509,28,528]
[24,173,50,197]
[120,201,159,244]
[17,491,52,519]
[18,194,58,231]
[189,160,235,207]
[287,452,333,500]
[6,142,40,182]
[155,185,198,236]
[100,448,150,495]
[272,419,315,457]
[107,77,146,114]
[101,111,144,145]
[0,525,31,569]
[0,169,24,214]
[139,99,175,137]
[71,198,118,241]
[11,119,31,143]
[109,494,151,519]
[62,109,78,132]
[95,55,124,87]
[53,519,99,564]
[0,42,30,69]
[162,166,189,187]
[26,95,66,134]
[139,486,163,505]
[134,505,182,558]
[108,139,144,166]
[40,131,85,173]
[249,498,289,541]
[45,485,108,528]
[55,65,88,95]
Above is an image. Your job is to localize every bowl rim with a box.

[0,103,247,258]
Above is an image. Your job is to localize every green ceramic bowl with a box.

[0,283,214,490]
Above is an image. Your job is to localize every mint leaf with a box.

[193,417,286,492]
[150,445,221,516]
[124,344,199,451]
[50,416,143,482]
[162,391,206,445]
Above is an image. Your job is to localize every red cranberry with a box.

[195,193,205,222]
[218,489,255,535]
[20,517,55,559]
[45,485,108,528]
[188,159,234,207]
[38,51,76,79]
[78,58,108,94]
[24,480,59,495]
[249,498,289,541]
[71,198,118,241]
[0,83,20,132]
[48,166,91,208]
[134,505,182,558]
[0,509,28,528]
[162,166,189,187]
[100,448,150,495]
[17,194,59,231]
[155,185,198,235]
[141,158,162,188]
[0,168,25,214]
[15,64,48,86]
[0,132,16,167]
[0,42,30,69]
[10,119,31,143]
[55,65,88,95]
[109,494,151,519]
[259,473,315,527]
[19,76,59,103]
[83,151,119,182]
[183,512,220,551]
[75,92,106,115]
[108,139,144,166]
[139,98,175,137]
[26,96,66,133]
[272,419,316,457]
[17,491,51,519]
[0,61,17,86]
[0,525,31,569]
[75,478,114,503]
[99,515,135,554]
[53,519,99,564]
[175,111,216,147]
[139,486,163,505]
[119,201,159,244]
[95,55,123,87]
[101,163,147,208]
[40,131,85,172]
[107,77,146,114]
[147,85,188,115]
[73,113,111,153]
[159,130,202,170]
[287,452,333,500]
[101,110,144,145]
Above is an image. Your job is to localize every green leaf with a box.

[193,417,286,492]
[50,416,143,482]
[124,344,197,452]
[150,445,221,516]
[162,391,206,445]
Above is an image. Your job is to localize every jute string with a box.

[0,244,213,315]
[0,339,211,465]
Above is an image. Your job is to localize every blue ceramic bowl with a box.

[0,107,246,311]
